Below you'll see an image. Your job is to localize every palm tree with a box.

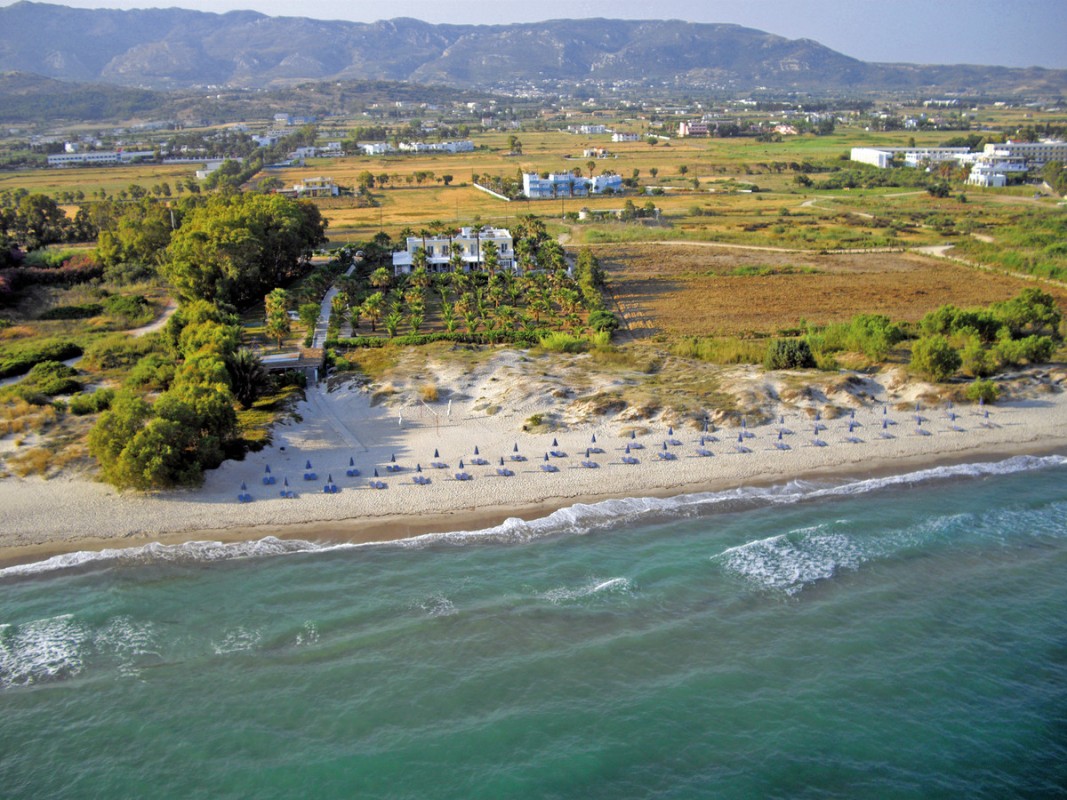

[370,266,392,293]
[362,292,384,333]
[226,348,268,410]
[384,311,402,338]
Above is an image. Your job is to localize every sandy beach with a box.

[2,356,1066,568]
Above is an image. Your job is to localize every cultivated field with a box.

[598,243,1067,339]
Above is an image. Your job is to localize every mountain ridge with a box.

[0,2,1063,95]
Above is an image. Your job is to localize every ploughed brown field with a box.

[595,243,1067,338]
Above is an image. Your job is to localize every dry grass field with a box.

[598,243,1067,339]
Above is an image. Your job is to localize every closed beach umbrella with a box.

[434,448,440,458]
[474,446,480,455]
[513,443,519,453]
[374,468,379,477]
[591,434,597,443]
[265,465,272,474]
[305,460,312,469]
[349,457,355,467]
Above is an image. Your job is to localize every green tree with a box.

[911,335,962,381]
[298,302,320,347]
[264,288,291,348]
[362,292,384,333]
[226,348,269,409]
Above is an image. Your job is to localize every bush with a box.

[588,310,620,334]
[37,303,104,321]
[69,388,116,415]
[82,334,159,370]
[538,332,590,353]
[965,379,1000,404]
[0,338,82,379]
[19,360,81,396]
[764,339,816,370]
[125,353,177,390]
[993,334,1056,368]
[911,335,962,381]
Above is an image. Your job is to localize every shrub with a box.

[538,332,590,353]
[20,360,81,396]
[0,338,82,379]
[125,353,177,391]
[764,339,816,370]
[37,303,104,321]
[69,388,116,415]
[993,334,1056,368]
[588,310,620,334]
[965,379,999,404]
[83,334,158,370]
[911,335,962,381]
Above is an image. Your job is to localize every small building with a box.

[678,121,710,137]
[359,142,396,156]
[277,177,340,198]
[392,226,515,276]
[522,172,622,199]
[612,132,641,143]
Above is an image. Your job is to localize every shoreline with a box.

[2,437,1063,571]
[4,360,1066,572]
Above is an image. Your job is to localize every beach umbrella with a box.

[265,465,272,474]
[591,434,597,443]
[500,456,505,466]
[742,417,747,429]
[544,453,550,461]
[850,409,855,419]
[586,448,591,458]
[459,459,465,469]
[327,474,333,483]
[884,405,888,415]
[984,409,989,419]
[348,457,355,467]
[849,420,855,433]
[416,464,422,473]
[916,401,921,412]
[241,481,247,491]
[434,448,440,458]
[474,446,480,455]
[631,430,636,440]
[390,453,396,462]
[374,468,379,477]
[626,444,631,454]
[513,442,519,453]
[778,430,783,441]
[305,460,312,469]
[883,419,888,430]
[704,419,710,433]
[284,477,289,486]
[663,442,669,450]
[815,411,821,422]
[668,426,674,436]
[552,438,558,447]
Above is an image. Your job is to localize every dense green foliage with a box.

[911,335,963,381]
[68,387,116,415]
[805,314,906,362]
[0,338,82,379]
[88,300,245,490]
[764,339,816,370]
[160,193,326,307]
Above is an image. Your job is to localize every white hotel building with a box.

[392,227,515,276]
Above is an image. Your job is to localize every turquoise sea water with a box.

[2,455,1067,799]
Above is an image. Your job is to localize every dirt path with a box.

[127,298,178,337]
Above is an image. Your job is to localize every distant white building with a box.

[522,172,623,199]
[850,146,970,169]
[277,177,340,198]
[392,226,515,276]
[47,150,155,167]
[678,121,710,137]
[612,132,641,143]
[982,140,1067,168]
[359,142,396,156]
[397,140,475,154]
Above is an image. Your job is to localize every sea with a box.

[2,454,1066,799]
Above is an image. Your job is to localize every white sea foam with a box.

[541,576,634,604]
[0,614,89,688]
[94,616,159,678]
[212,626,262,656]
[2,454,1065,579]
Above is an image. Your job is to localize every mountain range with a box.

[1,1,1064,95]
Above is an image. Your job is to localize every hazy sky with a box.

[6,0,1066,69]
